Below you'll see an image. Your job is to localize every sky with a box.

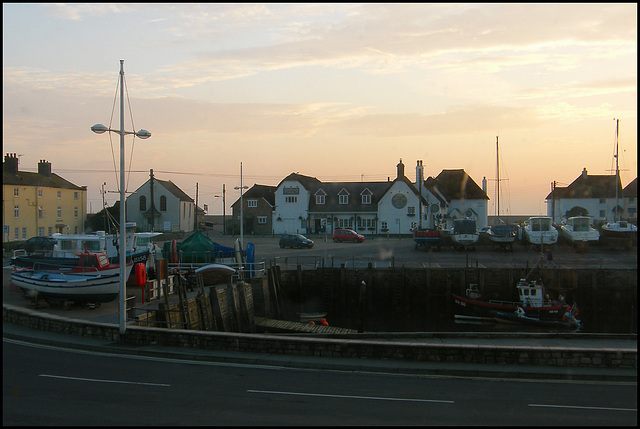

[3,3,637,216]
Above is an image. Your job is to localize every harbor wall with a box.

[3,303,636,370]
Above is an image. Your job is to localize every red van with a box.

[332,228,365,243]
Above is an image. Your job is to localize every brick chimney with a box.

[38,159,52,176]
[4,153,18,175]
[582,167,588,179]
[396,158,405,179]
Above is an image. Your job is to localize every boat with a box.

[413,228,442,250]
[452,278,568,319]
[488,136,516,249]
[194,263,236,285]
[489,306,581,331]
[11,225,149,271]
[523,216,558,245]
[450,218,479,250]
[11,251,133,303]
[601,119,637,246]
[560,216,599,245]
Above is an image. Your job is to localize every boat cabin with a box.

[530,217,552,232]
[77,252,111,270]
[453,218,477,234]
[516,279,544,307]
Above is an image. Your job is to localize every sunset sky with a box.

[3,3,637,216]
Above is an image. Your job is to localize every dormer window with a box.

[338,189,350,205]
[315,189,326,205]
[361,189,372,205]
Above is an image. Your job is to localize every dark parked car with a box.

[279,234,314,249]
[21,236,56,252]
[332,228,365,243]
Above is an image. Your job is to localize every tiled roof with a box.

[277,172,321,190]
[545,174,620,200]
[428,169,488,201]
[308,181,393,212]
[231,184,276,207]
[623,178,637,197]
[3,169,85,190]
[155,179,194,202]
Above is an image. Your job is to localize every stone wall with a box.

[3,304,636,370]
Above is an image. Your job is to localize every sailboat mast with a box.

[496,136,500,222]
[614,119,619,222]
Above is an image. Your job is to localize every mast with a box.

[496,136,500,223]
[614,119,619,222]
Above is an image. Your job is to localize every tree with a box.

[565,206,588,218]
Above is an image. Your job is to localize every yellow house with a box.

[3,153,87,242]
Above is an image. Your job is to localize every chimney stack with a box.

[396,158,405,179]
[4,153,19,175]
[38,159,52,177]
[582,167,588,179]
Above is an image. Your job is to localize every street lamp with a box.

[91,60,150,337]
[234,162,248,248]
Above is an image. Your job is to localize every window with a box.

[599,210,605,218]
[316,195,325,205]
[74,207,79,218]
[74,226,78,234]
[57,190,61,199]
[22,227,27,240]
[285,196,297,203]
[160,195,167,211]
[14,205,19,218]
[339,194,349,205]
[48,227,53,235]
[14,188,19,197]
[257,216,267,224]
[57,206,62,218]
[362,194,371,205]
[407,206,415,216]
[38,227,45,236]
[14,227,19,240]
[139,196,147,211]
[38,206,44,218]
[38,189,43,198]
[74,192,79,200]
[247,199,257,208]
[381,221,388,231]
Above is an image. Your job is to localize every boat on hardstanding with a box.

[488,136,516,249]
[523,216,558,245]
[452,278,569,320]
[450,218,479,250]
[11,251,133,304]
[560,216,599,245]
[601,119,637,246]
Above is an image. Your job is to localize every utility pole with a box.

[149,169,155,232]
[195,182,199,231]
[222,184,226,235]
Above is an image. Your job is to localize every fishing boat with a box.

[523,216,558,245]
[560,216,599,245]
[488,136,516,249]
[11,251,133,303]
[11,226,149,271]
[601,119,637,246]
[452,278,568,319]
[451,218,479,250]
[489,306,581,331]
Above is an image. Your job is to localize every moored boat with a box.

[451,218,479,250]
[489,306,581,331]
[488,136,516,249]
[560,216,599,245]
[453,278,568,319]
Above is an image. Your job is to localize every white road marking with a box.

[529,404,636,412]
[39,374,170,387]
[247,389,454,403]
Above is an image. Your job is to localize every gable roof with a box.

[155,179,194,203]
[308,181,393,212]
[623,178,637,197]
[277,172,321,190]
[3,168,85,190]
[428,169,488,202]
[231,184,276,207]
[545,173,620,200]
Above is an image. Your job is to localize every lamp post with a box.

[91,60,150,336]
[234,162,248,248]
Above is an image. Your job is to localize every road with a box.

[203,233,638,270]
[3,338,636,425]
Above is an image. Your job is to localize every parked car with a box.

[21,236,56,252]
[279,234,314,249]
[332,228,365,243]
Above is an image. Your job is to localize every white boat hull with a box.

[12,264,133,303]
[560,227,599,243]
[451,234,479,246]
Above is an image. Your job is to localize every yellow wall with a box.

[3,184,86,242]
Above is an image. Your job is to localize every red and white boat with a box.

[452,279,568,320]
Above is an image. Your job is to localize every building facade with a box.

[3,153,87,242]
[126,173,195,233]
[230,184,276,235]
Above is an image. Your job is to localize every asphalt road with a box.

[204,232,638,270]
[3,339,637,425]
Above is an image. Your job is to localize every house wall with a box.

[377,181,421,235]
[273,180,310,235]
[548,197,625,223]
[3,184,86,241]
[126,182,194,233]
[231,197,273,235]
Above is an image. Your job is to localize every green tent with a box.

[162,230,238,263]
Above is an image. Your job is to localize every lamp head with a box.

[136,129,151,139]
[91,124,108,134]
